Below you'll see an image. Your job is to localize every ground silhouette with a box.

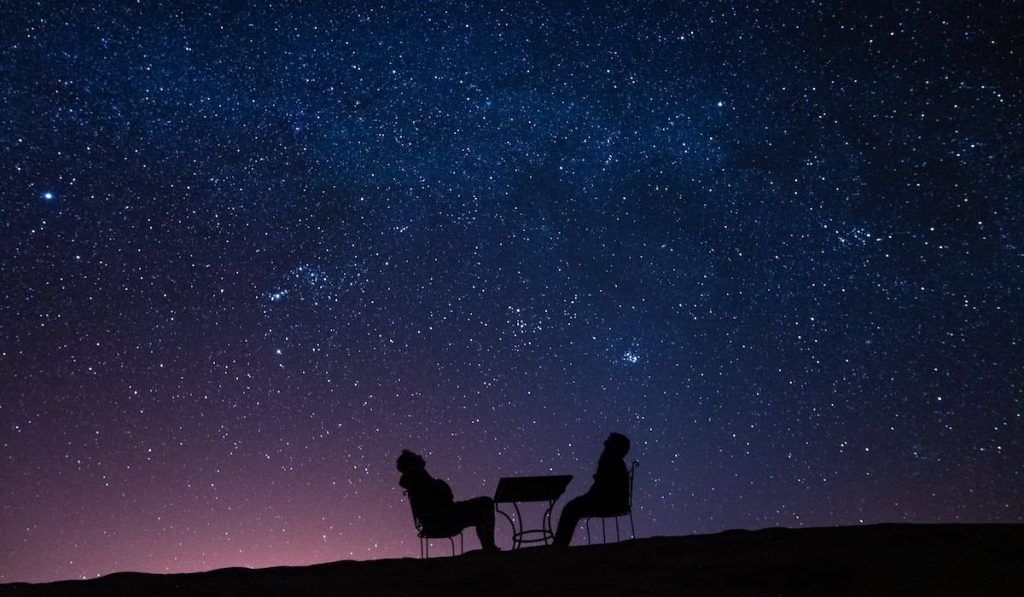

[1,524,1021,596]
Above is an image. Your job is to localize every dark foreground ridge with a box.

[2,524,1022,596]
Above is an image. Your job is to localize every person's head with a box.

[396,449,426,473]
[603,432,630,458]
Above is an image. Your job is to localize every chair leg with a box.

[615,516,620,542]
[586,518,591,545]
[629,511,635,539]
[601,517,606,543]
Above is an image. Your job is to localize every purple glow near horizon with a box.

[1,1,1021,584]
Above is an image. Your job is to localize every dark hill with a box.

[2,524,1021,596]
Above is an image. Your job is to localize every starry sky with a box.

[1,1,1022,584]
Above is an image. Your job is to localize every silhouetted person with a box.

[397,449,499,552]
[553,432,630,546]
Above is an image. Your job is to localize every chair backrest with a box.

[405,489,461,539]
[627,461,639,509]
[403,490,424,533]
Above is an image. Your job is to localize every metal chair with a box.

[404,491,464,558]
[585,460,639,544]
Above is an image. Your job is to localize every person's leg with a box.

[553,494,594,546]
[451,497,498,550]
[468,496,497,550]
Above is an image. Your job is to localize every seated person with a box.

[396,449,499,552]
[553,432,631,546]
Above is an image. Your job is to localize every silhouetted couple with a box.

[397,432,630,550]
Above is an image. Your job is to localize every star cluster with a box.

[1,1,1021,583]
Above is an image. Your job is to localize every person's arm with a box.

[592,457,628,498]
[435,478,454,504]
[593,455,620,485]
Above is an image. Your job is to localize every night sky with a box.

[2,1,1022,584]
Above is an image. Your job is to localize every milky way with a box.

[1,2,1021,583]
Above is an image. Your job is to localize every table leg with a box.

[494,503,520,549]
[542,499,555,545]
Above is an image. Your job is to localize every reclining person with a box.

[397,449,499,552]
